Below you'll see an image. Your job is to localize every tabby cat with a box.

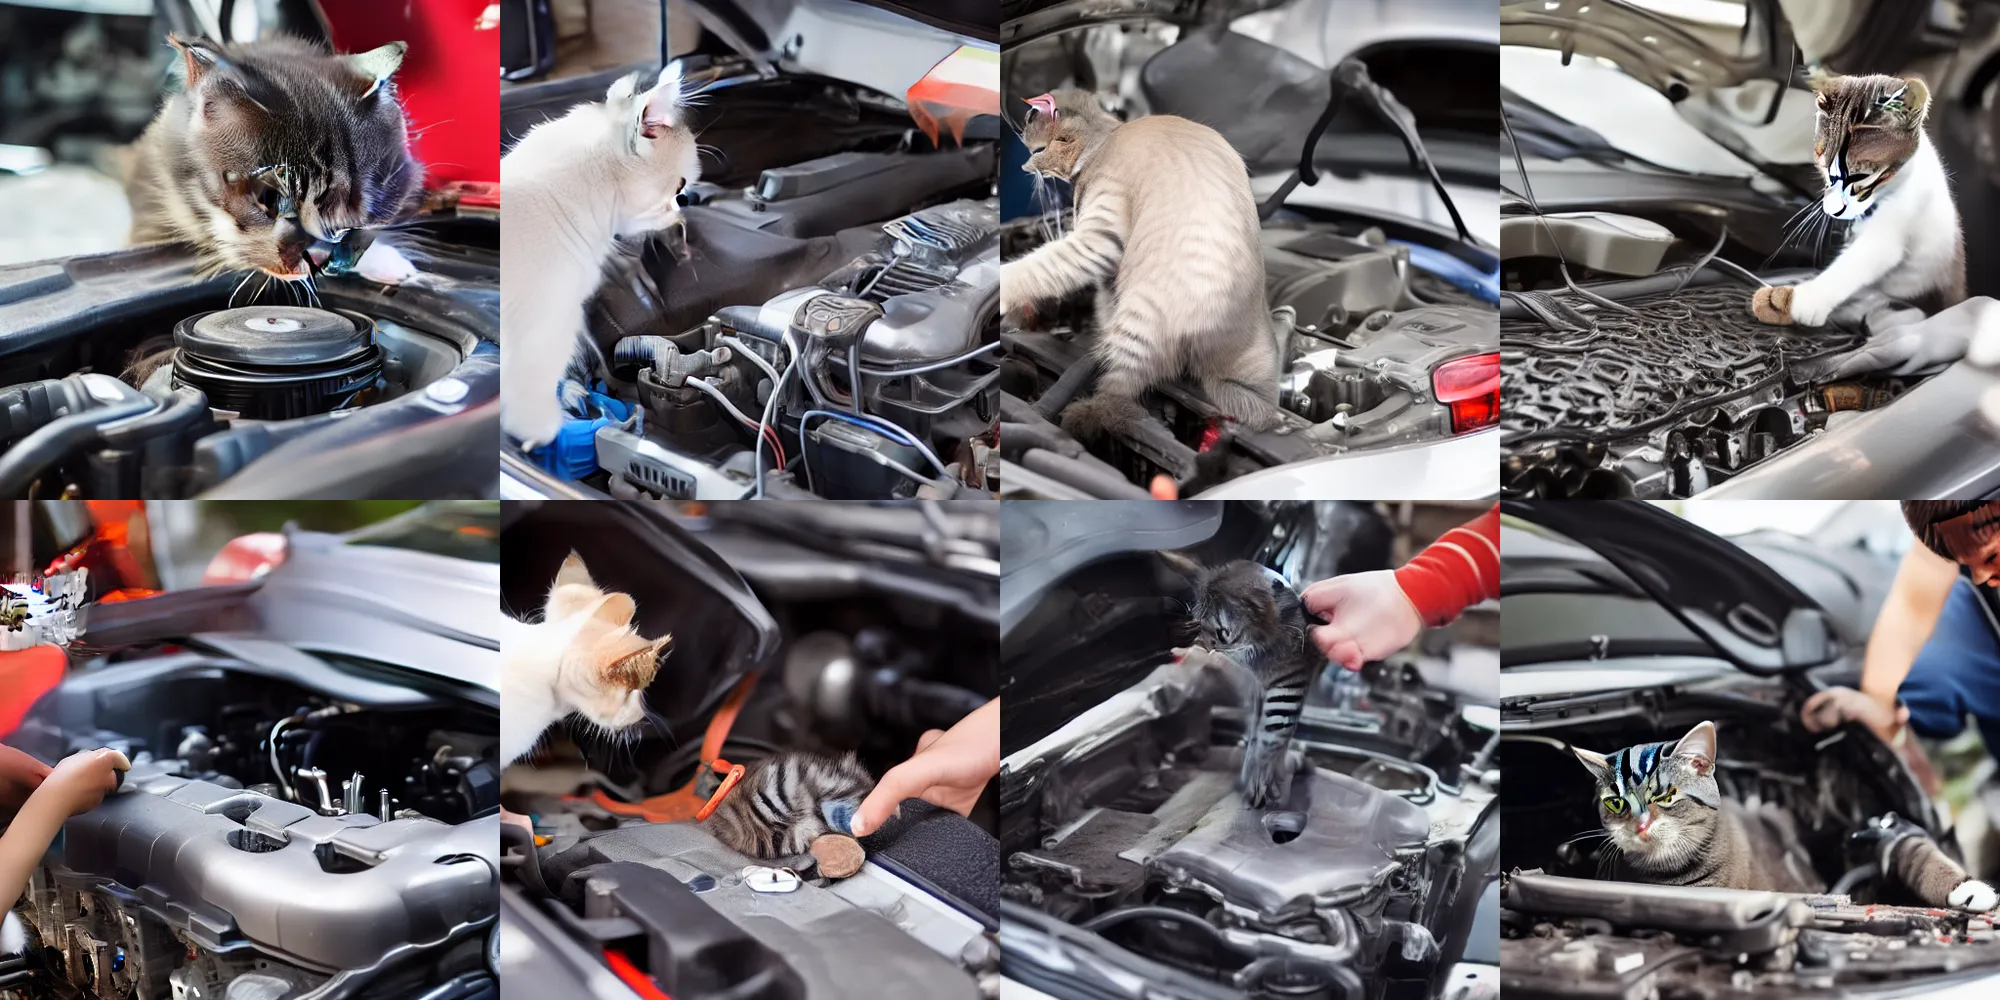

[1163,552,1314,808]
[704,751,876,859]
[500,551,670,763]
[127,34,422,280]
[1572,721,1996,910]
[1752,72,1965,327]
[1005,90,1279,439]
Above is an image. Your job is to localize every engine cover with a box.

[736,200,1000,366]
[40,764,496,974]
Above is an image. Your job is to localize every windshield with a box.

[343,501,501,564]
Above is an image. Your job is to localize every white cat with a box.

[500,551,670,763]
[500,64,702,447]
[1754,74,1964,328]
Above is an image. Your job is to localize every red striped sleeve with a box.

[1393,504,1499,627]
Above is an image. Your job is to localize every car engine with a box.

[6,652,500,1000]
[1001,216,1499,497]
[1499,215,1909,499]
[573,199,1000,500]
[1001,655,1498,1000]
[0,220,499,500]
[1499,699,2000,996]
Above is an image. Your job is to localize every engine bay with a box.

[1000,213,1501,499]
[6,651,500,999]
[518,70,1003,501]
[1499,213,1911,500]
[1001,653,1498,1000]
[1498,693,2000,997]
[0,218,499,500]
[498,501,1000,999]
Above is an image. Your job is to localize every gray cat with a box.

[1005,90,1279,439]
[1163,552,1315,808]
[1572,721,1996,910]
[126,34,421,281]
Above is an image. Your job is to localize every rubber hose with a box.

[0,392,157,498]
[1020,448,1153,499]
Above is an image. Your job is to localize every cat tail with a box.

[2,911,26,955]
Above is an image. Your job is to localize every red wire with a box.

[603,948,672,1000]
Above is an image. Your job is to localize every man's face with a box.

[1934,509,2000,585]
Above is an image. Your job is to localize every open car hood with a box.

[1501,500,1843,674]
[683,0,996,94]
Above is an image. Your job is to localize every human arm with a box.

[0,748,127,909]
[1300,504,1498,670]
[1801,544,1957,739]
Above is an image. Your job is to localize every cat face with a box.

[1021,89,1118,180]
[602,65,701,238]
[1162,552,1290,660]
[546,551,670,735]
[1811,72,1930,221]
[1573,721,1722,863]
[169,35,422,279]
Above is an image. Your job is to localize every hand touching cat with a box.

[850,698,998,837]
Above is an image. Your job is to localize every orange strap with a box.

[578,672,760,825]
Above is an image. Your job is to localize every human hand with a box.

[1801,686,1908,743]
[0,745,51,818]
[1300,569,1423,671]
[850,698,999,837]
[30,748,129,819]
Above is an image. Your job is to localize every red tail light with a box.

[1432,353,1500,434]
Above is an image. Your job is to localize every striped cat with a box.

[1004,90,1279,439]
[704,751,876,859]
[1752,72,1964,327]
[1163,553,1314,808]
[1572,721,1997,910]
[127,34,422,281]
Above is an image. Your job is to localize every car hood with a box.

[684,0,996,102]
[1501,500,1844,674]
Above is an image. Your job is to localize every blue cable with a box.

[1390,239,1500,303]
[798,409,951,492]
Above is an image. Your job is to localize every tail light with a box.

[1432,352,1500,434]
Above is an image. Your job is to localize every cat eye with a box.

[1880,98,1906,113]
[1649,785,1677,803]
[1054,136,1072,144]
[1601,797,1628,815]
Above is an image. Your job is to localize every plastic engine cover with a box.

[55,766,496,971]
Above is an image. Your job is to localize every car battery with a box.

[805,419,924,500]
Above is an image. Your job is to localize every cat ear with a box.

[343,41,407,101]
[1158,550,1204,582]
[167,34,228,88]
[637,62,686,139]
[586,592,637,629]
[1570,745,1613,783]
[554,550,597,591]
[1898,77,1932,121]
[1673,720,1718,776]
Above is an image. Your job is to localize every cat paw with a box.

[1786,284,1835,328]
[1951,879,1999,912]
[1751,285,1794,325]
[1060,393,1146,442]
[504,399,567,452]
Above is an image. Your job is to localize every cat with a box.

[1572,721,1997,910]
[1161,552,1314,808]
[1004,89,1279,441]
[703,750,876,859]
[500,551,670,764]
[1752,72,1965,327]
[126,34,422,281]
[500,65,701,448]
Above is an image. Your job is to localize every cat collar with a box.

[1024,93,1058,120]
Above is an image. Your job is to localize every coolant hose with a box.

[612,335,681,373]
[0,376,157,498]
[1020,448,1153,499]
[1032,354,1096,420]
